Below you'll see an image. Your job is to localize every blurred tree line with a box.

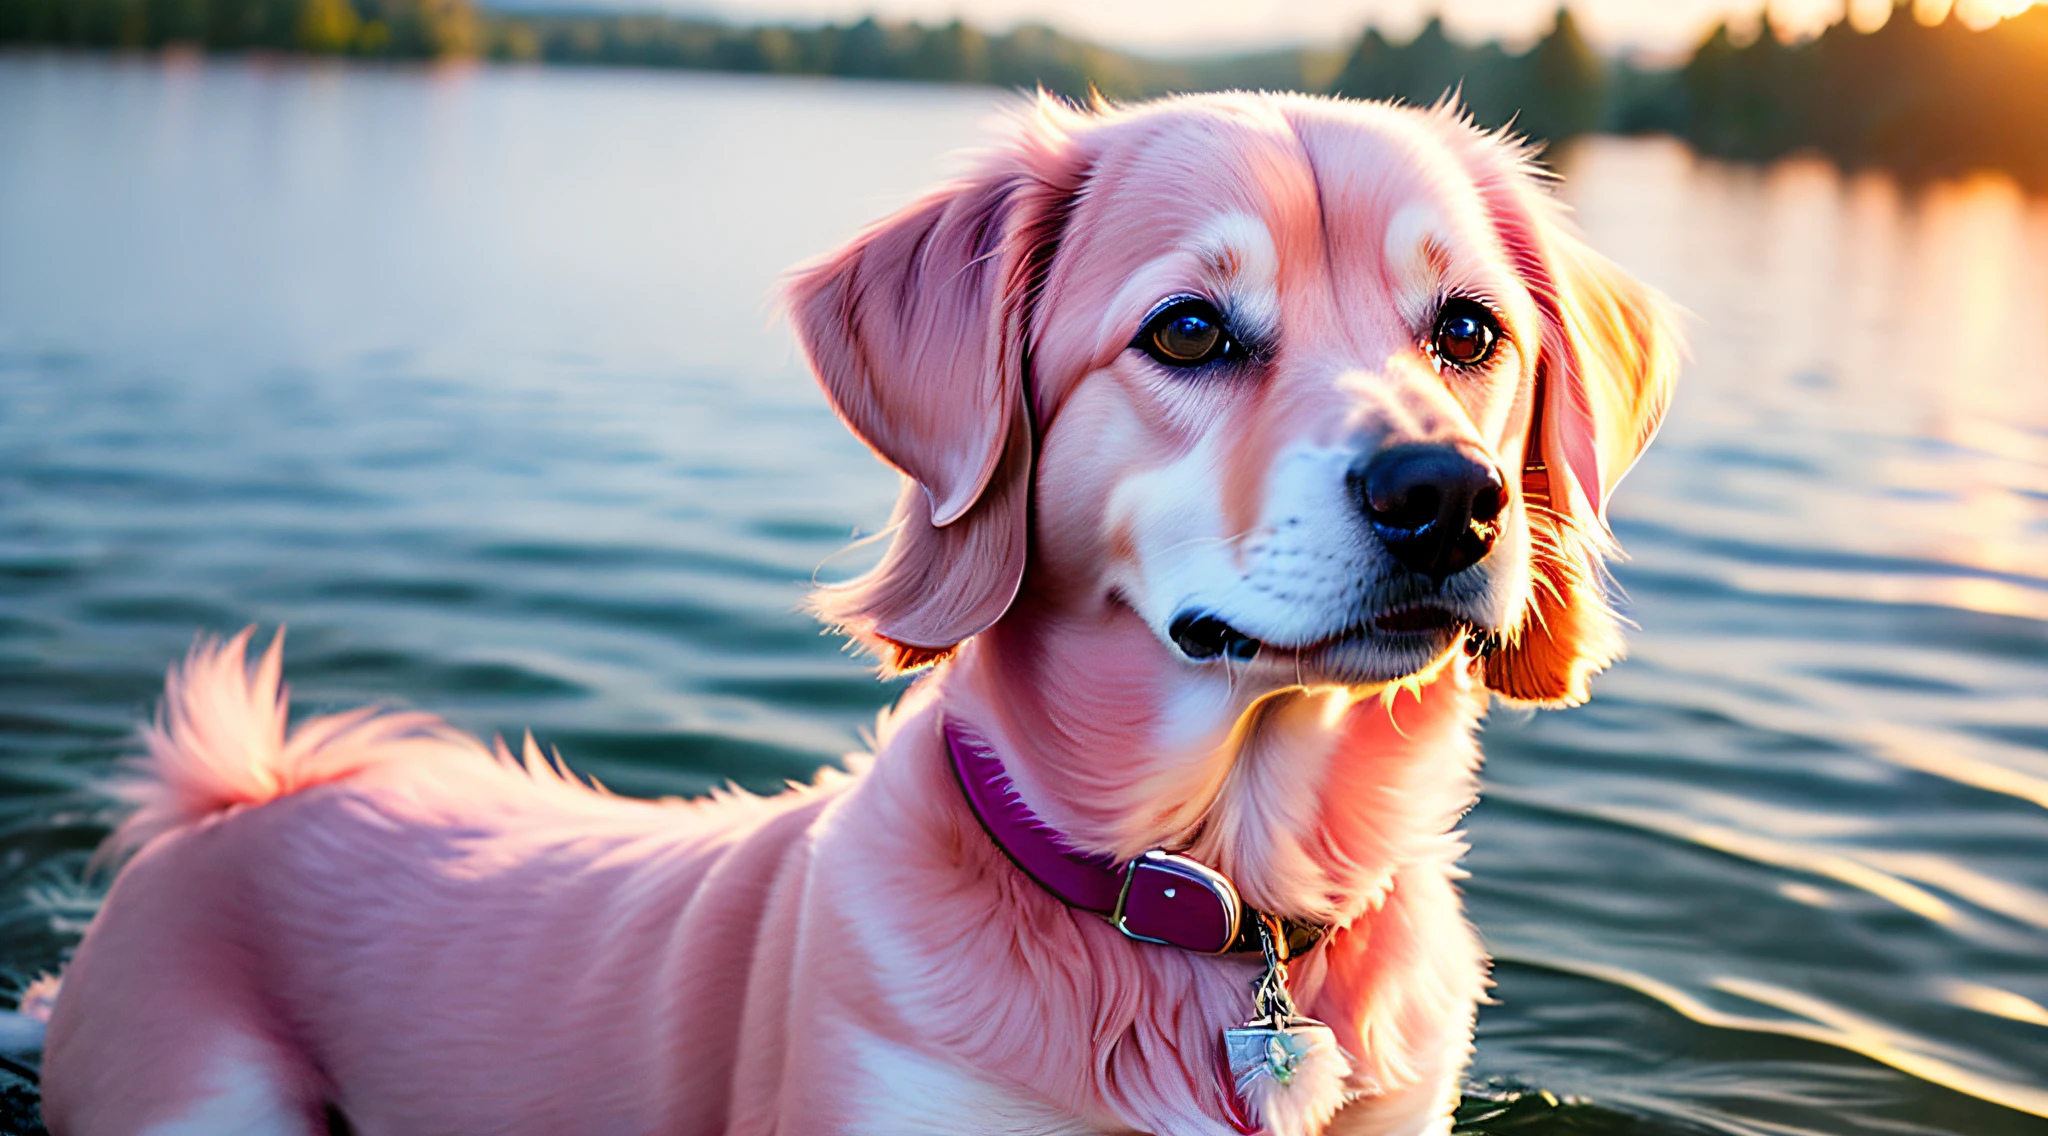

[481,13,1307,97]
[0,0,1339,86]
[3,0,2046,182]
[1327,11,1615,146]
[1328,3,2048,182]
[1673,6,2048,182]
[0,0,477,56]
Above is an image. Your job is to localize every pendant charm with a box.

[1215,917,1351,1136]
[1223,1014,1339,1088]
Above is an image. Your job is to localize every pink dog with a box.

[33,92,1676,1135]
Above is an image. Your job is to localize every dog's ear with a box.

[1478,167,1681,707]
[786,102,1083,673]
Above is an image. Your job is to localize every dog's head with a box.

[789,93,1677,708]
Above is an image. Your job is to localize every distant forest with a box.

[4,0,2047,183]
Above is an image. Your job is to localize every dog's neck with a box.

[930,596,1489,928]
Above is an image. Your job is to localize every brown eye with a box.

[1136,297,1236,368]
[1431,298,1500,368]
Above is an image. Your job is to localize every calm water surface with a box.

[1,56,2044,1136]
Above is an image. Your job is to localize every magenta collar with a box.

[944,718,1324,957]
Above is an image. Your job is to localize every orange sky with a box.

[693,0,2045,54]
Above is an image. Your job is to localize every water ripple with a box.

[1497,954,2048,1121]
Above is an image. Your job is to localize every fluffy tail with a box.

[106,628,455,862]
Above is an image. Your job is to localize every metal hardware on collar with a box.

[1254,911,1327,959]
[1220,915,1341,1117]
[1113,850,1243,955]
[945,717,1338,1134]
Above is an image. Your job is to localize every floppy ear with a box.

[785,103,1083,673]
[1480,177,1681,707]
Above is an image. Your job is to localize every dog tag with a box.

[1223,1016,1336,1089]
[1217,917,1347,1136]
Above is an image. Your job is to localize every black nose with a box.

[1350,443,1506,581]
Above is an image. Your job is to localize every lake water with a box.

[1,54,2045,1136]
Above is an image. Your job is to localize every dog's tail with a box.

[106,628,454,863]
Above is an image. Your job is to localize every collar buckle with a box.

[1112,850,1244,955]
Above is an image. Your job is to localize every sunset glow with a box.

[698,0,2048,53]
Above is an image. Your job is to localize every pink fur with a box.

[40,92,1677,1136]
[786,100,1087,662]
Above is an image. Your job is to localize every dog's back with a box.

[41,631,844,1134]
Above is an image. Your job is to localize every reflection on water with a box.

[1470,136,2048,1130]
[1572,140,2048,624]
[0,57,2043,1136]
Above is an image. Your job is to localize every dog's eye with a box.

[1431,299,1500,369]
[1136,297,1236,368]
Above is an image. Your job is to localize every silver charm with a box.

[1221,916,1339,1090]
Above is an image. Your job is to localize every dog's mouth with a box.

[1367,605,1464,635]
[1169,604,1482,681]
